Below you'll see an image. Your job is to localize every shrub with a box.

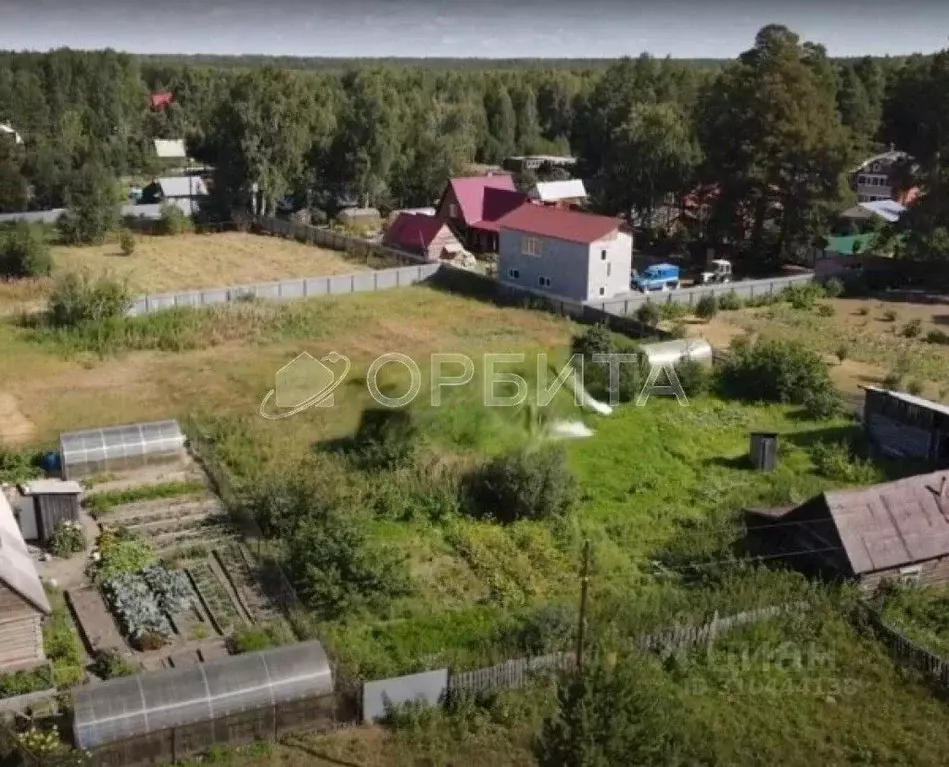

[465,446,578,523]
[882,372,903,390]
[571,324,613,360]
[229,623,293,654]
[49,521,85,558]
[694,293,718,321]
[668,321,688,339]
[119,229,136,256]
[907,379,925,396]
[658,302,688,321]
[717,291,742,311]
[926,329,949,345]
[802,388,843,419]
[856,306,870,316]
[47,270,132,328]
[716,338,839,413]
[635,302,661,326]
[91,649,138,680]
[836,343,850,363]
[901,318,923,338]
[823,278,844,298]
[0,449,43,484]
[784,282,825,309]
[673,357,709,398]
[817,303,835,317]
[156,203,192,235]
[0,221,53,278]
[882,309,898,322]
[811,440,877,484]
[350,408,419,471]
[500,603,575,654]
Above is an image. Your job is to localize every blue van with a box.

[631,263,681,292]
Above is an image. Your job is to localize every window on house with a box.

[522,237,542,257]
[598,287,605,296]
[899,565,922,586]
[448,203,459,218]
[858,175,867,185]
[538,276,552,288]
[601,250,607,260]
[507,268,520,279]
[607,262,612,277]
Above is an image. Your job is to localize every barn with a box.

[746,469,949,591]
[0,489,52,672]
[384,213,464,261]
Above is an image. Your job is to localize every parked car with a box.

[632,263,681,292]
[699,259,733,284]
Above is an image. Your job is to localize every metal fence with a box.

[0,202,178,225]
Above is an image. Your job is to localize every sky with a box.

[1,0,948,59]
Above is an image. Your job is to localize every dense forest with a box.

[1,25,949,260]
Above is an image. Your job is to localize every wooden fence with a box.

[853,603,949,689]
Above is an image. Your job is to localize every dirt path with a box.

[0,391,36,445]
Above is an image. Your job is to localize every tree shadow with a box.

[782,424,864,451]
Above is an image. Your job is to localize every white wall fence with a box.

[589,272,817,317]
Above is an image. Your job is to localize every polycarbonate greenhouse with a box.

[59,420,187,480]
[72,641,336,765]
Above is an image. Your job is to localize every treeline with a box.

[1,28,948,260]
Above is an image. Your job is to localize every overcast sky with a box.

[2,0,948,58]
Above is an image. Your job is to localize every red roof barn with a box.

[383,213,464,262]
[436,174,528,253]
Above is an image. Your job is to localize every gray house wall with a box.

[497,228,632,302]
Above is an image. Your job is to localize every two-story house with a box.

[850,150,919,204]
[496,205,632,303]
[436,174,528,253]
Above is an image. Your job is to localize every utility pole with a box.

[575,539,591,673]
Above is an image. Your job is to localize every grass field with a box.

[881,586,949,657]
[685,294,949,399]
[0,231,370,314]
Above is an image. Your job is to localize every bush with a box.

[465,446,578,523]
[811,440,877,484]
[119,229,136,256]
[694,293,718,321]
[0,449,43,484]
[668,321,688,339]
[856,306,870,316]
[836,343,850,363]
[717,291,742,311]
[784,282,825,309]
[571,324,613,360]
[817,303,835,317]
[882,309,898,322]
[673,357,709,398]
[47,270,132,328]
[659,302,688,321]
[350,408,419,470]
[901,318,923,338]
[635,302,661,326]
[716,338,839,412]
[229,623,293,654]
[91,649,138,680]
[49,521,85,558]
[0,222,53,278]
[882,372,903,390]
[926,329,949,345]
[907,379,925,396]
[57,162,120,245]
[823,278,844,298]
[802,388,843,419]
[500,603,575,654]
[156,203,192,236]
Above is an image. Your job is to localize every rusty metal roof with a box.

[824,470,949,574]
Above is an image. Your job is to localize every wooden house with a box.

[383,213,464,262]
[862,387,949,467]
[745,469,949,591]
[0,489,52,672]
[436,174,528,253]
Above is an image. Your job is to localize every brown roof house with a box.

[746,470,949,591]
[0,488,52,672]
[383,213,464,262]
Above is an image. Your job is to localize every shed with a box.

[337,207,381,226]
[0,490,51,672]
[638,339,713,368]
[153,139,187,160]
[383,213,464,261]
[15,479,82,543]
[863,386,949,467]
[73,641,335,764]
[745,469,949,591]
[528,179,587,207]
[141,177,208,203]
[59,420,188,480]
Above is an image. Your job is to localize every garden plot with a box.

[104,496,236,556]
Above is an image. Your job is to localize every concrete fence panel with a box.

[362,669,449,724]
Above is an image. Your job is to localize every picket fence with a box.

[856,604,949,689]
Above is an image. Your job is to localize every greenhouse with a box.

[59,420,188,480]
[72,641,335,764]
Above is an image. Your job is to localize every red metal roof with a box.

[384,213,453,250]
[445,174,517,226]
[149,92,174,111]
[472,188,530,232]
[497,204,621,244]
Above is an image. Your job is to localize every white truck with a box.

[700,259,733,285]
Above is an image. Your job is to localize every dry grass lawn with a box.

[0,232,369,314]
[682,294,949,400]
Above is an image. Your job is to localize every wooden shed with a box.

[0,490,52,672]
[746,469,949,592]
[863,386,949,467]
[16,479,82,544]
[383,213,464,262]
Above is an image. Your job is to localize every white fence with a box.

[590,273,817,317]
[127,263,443,316]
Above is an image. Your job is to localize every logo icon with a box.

[259,351,351,420]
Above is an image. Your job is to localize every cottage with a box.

[0,489,52,672]
[863,387,949,467]
[14,479,82,544]
[436,174,528,253]
[384,213,464,262]
[527,179,587,209]
[496,205,632,302]
[746,470,949,591]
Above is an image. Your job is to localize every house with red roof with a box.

[436,174,529,253]
[497,205,632,302]
[383,213,464,262]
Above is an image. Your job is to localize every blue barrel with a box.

[41,451,62,475]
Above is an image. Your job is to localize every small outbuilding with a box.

[528,179,588,209]
[863,386,949,467]
[384,213,464,261]
[14,479,82,544]
[745,469,949,591]
[59,420,188,481]
[0,490,52,672]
